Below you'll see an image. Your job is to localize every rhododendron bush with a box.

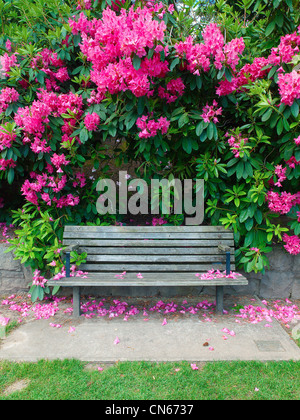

[0,0,299,300]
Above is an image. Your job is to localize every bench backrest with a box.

[63,226,235,273]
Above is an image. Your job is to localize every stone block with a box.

[0,245,22,271]
[292,254,300,275]
[268,246,294,271]
[291,277,300,299]
[260,271,294,299]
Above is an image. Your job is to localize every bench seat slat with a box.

[64,225,231,233]
[85,255,235,263]
[80,263,236,271]
[63,232,234,240]
[47,272,248,287]
[81,247,235,255]
[64,239,235,247]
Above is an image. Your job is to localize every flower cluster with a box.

[0,53,18,77]
[195,269,242,280]
[0,124,17,151]
[32,269,48,288]
[21,172,80,208]
[278,70,300,106]
[201,100,222,123]
[136,114,170,138]
[274,164,287,187]
[236,299,300,327]
[283,234,300,255]
[84,112,101,131]
[69,6,168,98]
[158,78,185,103]
[174,23,245,76]
[151,217,167,226]
[0,87,19,114]
[225,131,248,158]
[0,158,16,171]
[216,57,269,96]
[30,48,69,92]
[266,191,299,214]
[268,30,300,66]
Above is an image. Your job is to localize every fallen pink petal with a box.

[114,336,120,345]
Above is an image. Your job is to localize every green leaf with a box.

[170,58,180,71]
[132,55,141,71]
[178,114,189,128]
[239,209,248,223]
[265,20,276,36]
[245,218,254,231]
[261,108,272,122]
[225,68,233,82]
[195,121,204,137]
[291,101,299,118]
[236,161,244,180]
[276,118,283,135]
[207,123,214,140]
[244,231,254,247]
[79,128,89,143]
[182,138,192,154]
[7,168,15,185]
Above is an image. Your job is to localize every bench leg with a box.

[73,286,81,318]
[216,286,224,314]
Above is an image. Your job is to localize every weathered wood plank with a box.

[47,272,248,287]
[63,231,234,240]
[85,255,235,263]
[80,247,235,255]
[64,225,231,233]
[80,263,236,271]
[63,239,235,248]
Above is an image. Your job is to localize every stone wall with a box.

[0,244,32,296]
[0,243,299,299]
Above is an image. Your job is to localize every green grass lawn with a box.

[0,359,299,400]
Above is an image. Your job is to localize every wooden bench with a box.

[47,226,248,317]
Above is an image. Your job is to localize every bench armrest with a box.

[218,244,231,275]
[218,244,231,252]
[62,244,80,254]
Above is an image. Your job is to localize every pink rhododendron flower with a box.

[278,70,300,106]
[0,87,19,114]
[274,165,287,187]
[283,234,300,255]
[0,53,18,76]
[201,100,222,123]
[84,112,101,131]
[266,191,298,214]
[158,78,185,103]
[0,316,10,326]
[250,247,260,253]
[225,131,248,158]
[196,269,242,280]
[0,124,17,151]
[136,115,170,138]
